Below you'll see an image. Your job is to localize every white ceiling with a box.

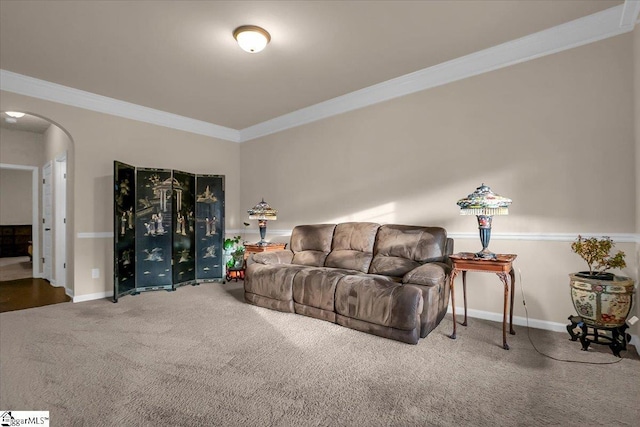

[0,112,51,134]
[0,0,635,138]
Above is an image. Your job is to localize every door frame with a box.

[42,161,53,283]
[54,152,67,290]
[0,163,41,278]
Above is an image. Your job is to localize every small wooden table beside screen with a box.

[244,243,287,260]
[449,253,517,350]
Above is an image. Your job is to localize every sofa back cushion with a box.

[369,225,448,278]
[324,222,380,273]
[290,224,337,267]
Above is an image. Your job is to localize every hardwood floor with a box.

[0,256,33,281]
[0,278,71,313]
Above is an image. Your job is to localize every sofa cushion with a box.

[251,250,293,265]
[335,275,423,331]
[290,224,336,267]
[325,222,379,273]
[244,263,307,304]
[293,267,356,312]
[369,225,448,278]
[402,262,448,286]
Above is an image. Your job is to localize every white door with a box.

[54,153,67,288]
[42,161,53,282]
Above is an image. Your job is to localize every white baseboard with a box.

[447,306,567,332]
[73,291,113,303]
[65,287,73,298]
[50,280,68,288]
[447,306,637,349]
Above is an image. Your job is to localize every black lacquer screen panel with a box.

[135,168,173,290]
[113,161,225,301]
[172,170,196,286]
[195,175,225,281]
[113,161,136,301]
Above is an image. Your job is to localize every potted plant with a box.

[569,235,634,328]
[223,236,245,270]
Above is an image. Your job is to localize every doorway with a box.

[0,164,40,279]
[0,111,74,310]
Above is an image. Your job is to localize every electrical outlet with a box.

[627,316,638,326]
[91,268,100,279]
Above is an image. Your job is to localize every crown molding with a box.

[0,70,241,143]
[620,0,640,28]
[1,3,636,144]
[239,3,634,142]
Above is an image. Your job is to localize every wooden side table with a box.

[449,253,517,350]
[225,268,245,282]
[224,243,287,283]
[244,242,287,260]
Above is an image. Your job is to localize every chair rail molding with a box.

[237,229,639,243]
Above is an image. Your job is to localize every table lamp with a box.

[248,198,277,246]
[456,184,512,259]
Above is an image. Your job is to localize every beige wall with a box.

[241,34,637,332]
[0,127,44,167]
[43,123,71,164]
[634,26,640,335]
[0,92,241,298]
[0,168,32,225]
[636,29,640,236]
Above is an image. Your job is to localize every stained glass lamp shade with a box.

[248,199,277,246]
[457,184,512,259]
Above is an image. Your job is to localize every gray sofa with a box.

[244,222,453,344]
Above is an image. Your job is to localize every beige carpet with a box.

[1,282,638,426]
[0,256,33,281]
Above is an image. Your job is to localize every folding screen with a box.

[113,161,136,301]
[195,175,225,281]
[135,167,174,291]
[172,170,196,286]
[113,162,224,301]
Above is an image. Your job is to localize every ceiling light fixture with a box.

[5,111,25,118]
[233,25,271,53]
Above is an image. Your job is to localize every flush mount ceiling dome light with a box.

[233,25,271,53]
[5,111,25,118]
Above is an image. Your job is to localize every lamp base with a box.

[475,249,497,259]
[476,216,495,259]
[257,220,268,246]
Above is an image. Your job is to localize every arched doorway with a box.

[0,111,74,311]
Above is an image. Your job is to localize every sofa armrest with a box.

[403,262,452,338]
[249,250,294,266]
[402,262,450,286]
[444,237,454,268]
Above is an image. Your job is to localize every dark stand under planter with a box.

[567,315,631,358]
